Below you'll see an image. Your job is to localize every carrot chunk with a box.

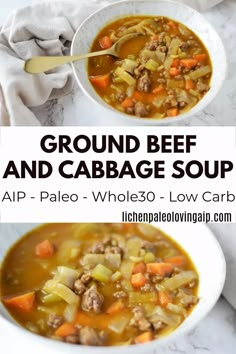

[121,97,134,108]
[169,67,181,76]
[167,108,179,117]
[165,256,186,267]
[76,312,110,330]
[131,272,147,288]
[132,90,144,101]
[135,331,153,344]
[180,59,198,69]
[152,85,164,94]
[90,74,110,88]
[35,239,54,258]
[54,323,77,337]
[146,262,174,277]
[152,35,159,40]
[122,223,135,232]
[158,291,172,306]
[194,54,207,63]
[106,300,125,315]
[99,36,113,49]
[132,262,146,274]
[167,21,177,30]
[3,292,35,312]
[145,94,156,104]
[185,79,194,91]
[171,58,180,68]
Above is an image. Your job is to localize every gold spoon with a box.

[24,33,141,74]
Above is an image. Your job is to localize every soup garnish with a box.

[1,223,199,346]
[88,16,212,119]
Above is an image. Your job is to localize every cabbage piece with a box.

[122,59,137,74]
[189,89,200,97]
[175,89,198,112]
[51,283,79,304]
[108,313,132,334]
[111,271,122,282]
[161,271,198,291]
[169,38,182,56]
[125,237,142,258]
[112,77,125,84]
[143,25,156,36]
[114,67,136,86]
[54,266,80,288]
[144,59,159,71]
[126,85,135,98]
[129,292,158,305]
[120,260,134,279]
[188,66,211,80]
[121,279,133,292]
[178,24,191,37]
[64,303,78,322]
[112,234,127,249]
[167,303,186,315]
[156,51,166,64]
[137,223,159,239]
[144,252,156,263]
[37,306,57,315]
[118,19,157,36]
[167,79,185,89]
[149,306,182,327]
[82,254,105,266]
[175,89,191,104]
[41,293,62,303]
[43,279,59,293]
[152,96,165,109]
[164,38,182,70]
[140,49,158,63]
[91,264,113,282]
[129,256,143,263]
[105,254,121,269]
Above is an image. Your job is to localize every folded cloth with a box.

[0,0,112,126]
[208,224,236,310]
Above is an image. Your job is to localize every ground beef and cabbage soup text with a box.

[88,16,212,119]
[1,223,199,346]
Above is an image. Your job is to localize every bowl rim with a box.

[0,223,226,353]
[71,0,227,125]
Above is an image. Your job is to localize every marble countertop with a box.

[1,0,236,126]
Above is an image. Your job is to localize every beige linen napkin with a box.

[0,0,112,126]
[0,0,224,126]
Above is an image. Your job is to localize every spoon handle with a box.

[24,50,109,74]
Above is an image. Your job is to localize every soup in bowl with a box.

[88,16,212,119]
[71,0,227,125]
[0,223,225,353]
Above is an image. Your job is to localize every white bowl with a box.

[0,223,226,354]
[71,0,227,126]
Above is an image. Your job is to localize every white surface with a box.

[208,224,236,310]
[0,223,234,354]
[0,0,236,126]
[71,0,227,126]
